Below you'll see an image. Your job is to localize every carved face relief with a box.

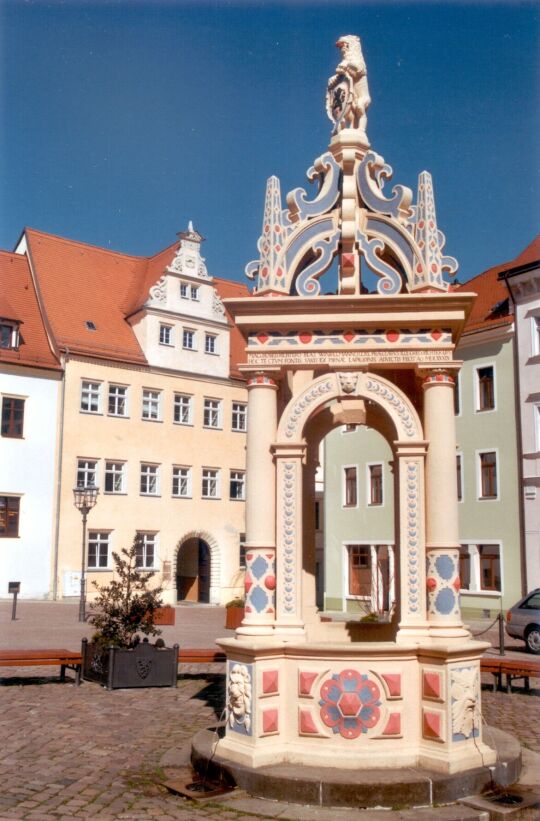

[338,372,358,395]
[228,663,252,734]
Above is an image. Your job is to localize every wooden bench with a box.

[178,648,226,665]
[0,649,82,685]
[481,656,540,693]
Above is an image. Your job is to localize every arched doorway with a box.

[176,537,211,603]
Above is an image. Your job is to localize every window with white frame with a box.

[343,466,357,507]
[205,333,217,354]
[239,533,246,568]
[475,365,495,412]
[232,402,247,431]
[135,532,157,569]
[180,282,189,299]
[203,398,221,429]
[535,404,540,451]
[456,453,463,502]
[104,461,125,494]
[229,470,245,500]
[172,466,192,498]
[142,389,161,421]
[347,545,371,597]
[1,396,25,438]
[81,380,101,413]
[140,463,159,495]
[88,531,110,569]
[533,316,540,356]
[0,496,20,537]
[0,321,19,349]
[202,468,220,498]
[108,384,127,417]
[159,324,173,345]
[454,373,461,415]
[459,543,502,593]
[77,459,98,489]
[182,328,196,350]
[368,464,383,506]
[190,285,199,301]
[479,544,501,591]
[478,450,498,499]
[173,393,193,425]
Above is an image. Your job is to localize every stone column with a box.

[422,370,468,638]
[237,374,278,636]
[395,442,430,642]
[273,443,307,637]
[388,545,396,612]
[302,445,319,628]
[468,544,480,593]
[370,545,379,613]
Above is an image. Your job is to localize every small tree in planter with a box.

[81,535,178,689]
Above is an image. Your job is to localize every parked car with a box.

[505,589,540,654]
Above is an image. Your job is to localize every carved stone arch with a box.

[276,370,423,444]
[175,529,221,605]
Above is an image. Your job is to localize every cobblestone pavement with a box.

[0,603,539,820]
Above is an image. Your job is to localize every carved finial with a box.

[326,35,370,135]
[177,221,205,244]
[412,172,457,291]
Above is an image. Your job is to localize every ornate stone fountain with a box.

[192,36,520,808]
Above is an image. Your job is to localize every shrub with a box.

[225,597,245,609]
[88,535,164,648]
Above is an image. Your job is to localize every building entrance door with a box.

[176,537,211,603]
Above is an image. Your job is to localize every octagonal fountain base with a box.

[192,725,521,809]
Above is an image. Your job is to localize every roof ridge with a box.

[24,227,146,261]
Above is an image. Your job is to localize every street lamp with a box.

[73,485,99,622]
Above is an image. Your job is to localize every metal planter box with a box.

[81,639,178,690]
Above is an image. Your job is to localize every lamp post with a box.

[73,485,99,622]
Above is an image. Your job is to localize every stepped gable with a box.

[0,249,61,370]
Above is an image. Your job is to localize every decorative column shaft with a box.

[273,443,307,636]
[395,442,430,642]
[238,374,278,636]
[301,445,319,628]
[423,371,468,638]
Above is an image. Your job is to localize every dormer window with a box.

[0,321,19,350]
[85,321,97,331]
[190,285,200,301]
[180,282,189,299]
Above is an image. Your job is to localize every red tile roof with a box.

[22,228,250,375]
[500,235,540,275]
[25,228,148,365]
[459,237,539,335]
[0,250,61,371]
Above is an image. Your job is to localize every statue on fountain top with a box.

[326,35,371,136]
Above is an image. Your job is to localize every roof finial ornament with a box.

[326,35,370,136]
[177,221,205,244]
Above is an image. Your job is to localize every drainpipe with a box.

[501,275,528,596]
[52,348,68,600]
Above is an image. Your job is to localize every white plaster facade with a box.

[0,366,61,599]
[502,246,540,590]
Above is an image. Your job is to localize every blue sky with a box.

[0,0,538,285]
